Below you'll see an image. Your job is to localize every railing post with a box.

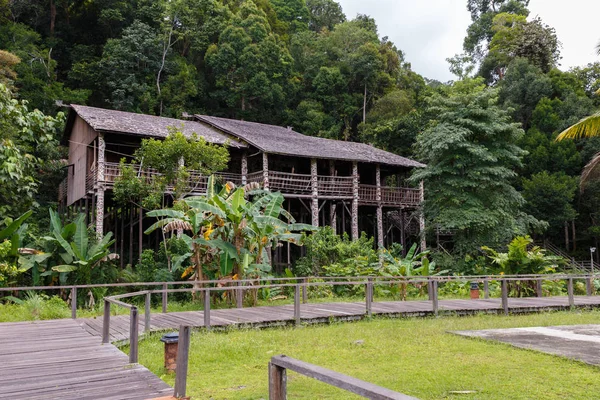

[236,281,243,308]
[294,284,301,325]
[427,278,433,301]
[102,299,111,344]
[432,280,439,316]
[365,279,373,318]
[587,277,593,297]
[501,280,508,316]
[204,289,211,331]
[174,325,191,399]
[568,278,575,307]
[162,282,168,313]
[483,279,489,299]
[536,279,543,298]
[269,362,287,400]
[302,277,308,304]
[71,287,77,319]
[145,291,151,333]
[129,306,139,364]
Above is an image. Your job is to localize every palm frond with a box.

[580,152,600,191]
[556,112,600,140]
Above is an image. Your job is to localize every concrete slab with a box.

[454,325,600,366]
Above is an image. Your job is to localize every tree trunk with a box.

[572,220,576,251]
[156,22,174,116]
[363,83,367,123]
[50,0,56,36]
[564,221,570,252]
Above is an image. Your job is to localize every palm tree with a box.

[556,113,600,187]
[555,39,600,186]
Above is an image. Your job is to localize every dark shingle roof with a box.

[67,105,247,148]
[196,115,425,168]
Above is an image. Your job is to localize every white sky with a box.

[336,0,600,81]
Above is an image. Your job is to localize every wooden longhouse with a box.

[61,105,426,269]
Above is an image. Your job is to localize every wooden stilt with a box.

[351,162,359,240]
[138,206,143,262]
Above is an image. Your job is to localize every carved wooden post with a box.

[262,152,269,190]
[418,180,426,251]
[310,158,319,227]
[95,133,105,239]
[329,160,337,233]
[375,165,384,250]
[351,161,359,240]
[241,152,248,185]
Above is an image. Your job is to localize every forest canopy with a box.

[1,0,600,271]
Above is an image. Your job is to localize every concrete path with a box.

[454,324,600,366]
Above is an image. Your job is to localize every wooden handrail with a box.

[268,355,418,400]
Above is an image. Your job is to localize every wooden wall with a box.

[67,116,98,205]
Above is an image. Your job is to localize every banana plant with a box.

[379,243,446,300]
[146,176,314,286]
[0,210,31,259]
[34,209,115,284]
[0,210,32,285]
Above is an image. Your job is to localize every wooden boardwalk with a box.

[3,294,600,399]
[82,295,600,343]
[0,319,172,400]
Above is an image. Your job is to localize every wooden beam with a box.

[310,158,319,227]
[329,161,337,233]
[95,133,105,239]
[262,152,269,190]
[351,162,359,241]
[269,355,417,400]
[376,165,384,249]
[419,180,426,251]
[241,152,248,185]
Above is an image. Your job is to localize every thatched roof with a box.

[64,105,424,168]
[65,105,247,148]
[196,115,425,168]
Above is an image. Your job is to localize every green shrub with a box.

[40,296,70,319]
[295,227,378,276]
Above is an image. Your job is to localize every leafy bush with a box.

[295,227,378,276]
[22,292,70,320]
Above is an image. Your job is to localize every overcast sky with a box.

[336,0,600,82]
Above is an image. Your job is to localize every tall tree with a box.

[305,0,345,32]
[479,13,560,82]
[464,0,530,61]
[411,81,538,253]
[205,0,292,121]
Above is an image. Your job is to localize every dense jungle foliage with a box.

[1,0,600,288]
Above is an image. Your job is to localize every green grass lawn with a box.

[130,311,600,400]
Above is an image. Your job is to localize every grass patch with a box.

[131,310,600,399]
